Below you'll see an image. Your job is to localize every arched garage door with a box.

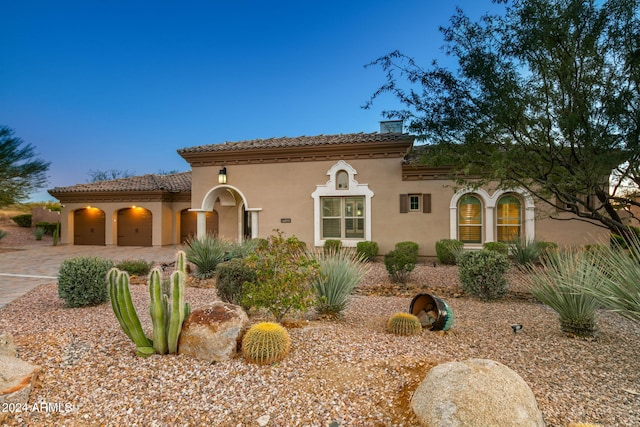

[117,207,152,246]
[74,207,106,245]
[180,209,219,243]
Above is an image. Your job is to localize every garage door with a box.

[180,209,219,243]
[74,208,106,245]
[117,207,152,246]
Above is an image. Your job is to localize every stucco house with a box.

[48,123,608,256]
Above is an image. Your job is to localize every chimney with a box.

[379,120,403,134]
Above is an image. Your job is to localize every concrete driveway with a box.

[0,244,178,309]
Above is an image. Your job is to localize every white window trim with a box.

[311,160,373,247]
[449,188,535,245]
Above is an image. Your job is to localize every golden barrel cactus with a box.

[387,312,422,336]
[242,322,291,365]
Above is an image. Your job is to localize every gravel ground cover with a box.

[0,224,638,426]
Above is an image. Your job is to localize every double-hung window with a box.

[321,196,365,239]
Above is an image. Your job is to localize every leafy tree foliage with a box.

[366,0,640,238]
[87,169,136,182]
[0,126,50,207]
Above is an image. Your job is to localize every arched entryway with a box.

[73,207,106,245]
[180,209,218,243]
[117,207,152,246]
[196,185,260,242]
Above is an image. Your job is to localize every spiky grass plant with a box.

[184,233,231,278]
[309,248,370,317]
[523,249,601,337]
[509,237,542,266]
[387,312,422,336]
[242,322,291,365]
[589,236,640,323]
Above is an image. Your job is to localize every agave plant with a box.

[184,233,231,278]
[309,247,369,317]
[523,249,602,337]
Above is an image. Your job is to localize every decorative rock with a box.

[0,355,39,411]
[0,332,16,357]
[257,414,270,426]
[178,302,249,362]
[411,358,545,427]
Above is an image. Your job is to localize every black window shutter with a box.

[400,194,408,213]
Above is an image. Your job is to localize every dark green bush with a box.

[384,242,419,283]
[58,257,114,307]
[115,259,154,276]
[35,221,61,235]
[356,241,379,262]
[457,250,512,301]
[216,258,256,308]
[435,239,464,265]
[323,239,342,253]
[12,214,32,227]
[483,241,509,255]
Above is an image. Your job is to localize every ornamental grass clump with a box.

[523,249,601,337]
[184,233,231,278]
[509,237,542,266]
[309,248,369,317]
[589,236,640,323]
[457,249,511,301]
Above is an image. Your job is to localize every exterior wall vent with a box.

[379,120,403,134]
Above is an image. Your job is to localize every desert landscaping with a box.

[0,221,639,426]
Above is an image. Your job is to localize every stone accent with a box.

[411,358,545,427]
[178,302,249,362]
[0,332,16,357]
[0,355,40,422]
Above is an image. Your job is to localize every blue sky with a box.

[1,1,504,201]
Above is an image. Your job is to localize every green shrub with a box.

[115,259,154,276]
[457,250,511,301]
[323,239,342,253]
[227,239,261,260]
[435,239,464,265]
[184,234,231,278]
[590,237,640,323]
[483,241,509,255]
[34,227,45,240]
[216,258,256,308]
[0,229,7,241]
[523,250,601,337]
[242,231,319,321]
[509,237,542,266]
[12,214,32,227]
[384,242,419,283]
[35,221,60,235]
[309,248,369,317]
[356,241,379,262]
[58,257,114,307]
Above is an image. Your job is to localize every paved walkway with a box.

[0,244,178,309]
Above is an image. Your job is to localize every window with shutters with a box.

[400,193,431,213]
[496,195,521,242]
[409,194,420,211]
[458,194,482,243]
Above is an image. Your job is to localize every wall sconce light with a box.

[218,167,227,184]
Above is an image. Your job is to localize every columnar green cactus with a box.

[175,250,187,273]
[166,270,186,354]
[108,268,154,355]
[242,322,291,365]
[387,312,423,336]
[149,268,168,355]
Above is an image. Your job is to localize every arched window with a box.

[458,195,482,243]
[336,170,349,190]
[497,195,522,242]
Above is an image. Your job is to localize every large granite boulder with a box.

[411,358,545,427]
[0,332,16,357]
[178,302,249,362]
[0,341,40,423]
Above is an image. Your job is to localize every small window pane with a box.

[322,219,341,238]
[336,170,349,190]
[409,195,420,211]
[322,198,341,217]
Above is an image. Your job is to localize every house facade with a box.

[48,126,608,256]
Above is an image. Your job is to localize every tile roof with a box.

[178,132,413,154]
[48,171,191,194]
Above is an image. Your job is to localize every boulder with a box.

[411,358,545,427]
[0,355,39,412]
[178,302,249,362]
[0,332,16,357]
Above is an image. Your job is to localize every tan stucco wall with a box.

[190,159,609,256]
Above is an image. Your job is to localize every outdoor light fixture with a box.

[218,167,227,184]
